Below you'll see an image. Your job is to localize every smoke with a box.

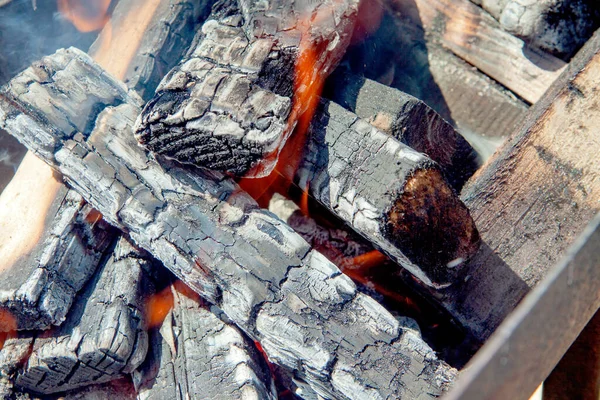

[0,0,101,85]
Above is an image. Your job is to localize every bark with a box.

[325,69,479,191]
[0,48,456,399]
[476,0,600,59]
[133,284,277,400]
[14,236,154,395]
[295,99,480,287]
[135,0,359,177]
[0,187,115,331]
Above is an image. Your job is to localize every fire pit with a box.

[0,0,598,399]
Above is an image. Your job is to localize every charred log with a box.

[295,100,480,287]
[135,0,359,177]
[14,236,154,395]
[0,48,457,399]
[133,283,277,400]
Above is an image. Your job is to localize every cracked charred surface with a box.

[1,48,456,399]
[0,186,115,332]
[295,100,480,288]
[14,236,154,394]
[135,0,359,177]
[134,284,276,400]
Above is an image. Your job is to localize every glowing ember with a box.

[144,285,174,329]
[57,0,111,32]
[0,308,16,350]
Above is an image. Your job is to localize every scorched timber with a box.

[295,100,480,288]
[0,48,456,399]
[135,0,359,177]
[15,236,154,394]
[134,284,277,400]
[325,69,480,191]
[0,181,115,331]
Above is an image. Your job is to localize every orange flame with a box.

[144,285,174,329]
[0,308,17,350]
[58,0,112,32]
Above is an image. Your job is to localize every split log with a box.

[387,0,566,104]
[0,176,115,331]
[135,0,359,177]
[14,236,154,394]
[294,99,480,288]
[133,283,277,400]
[325,69,479,191]
[431,29,600,343]
[0,0,208,331]
[0,48,456,399]
[474,0,600,59]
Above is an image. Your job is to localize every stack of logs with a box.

[0,0,599,399]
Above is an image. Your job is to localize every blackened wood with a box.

[325,69,479,191]
[0,185,115,331]
[438,29,600,343]
[15,236,154,394]
[475,0,600,59]
[135,0,359,177]
[295,100,480,288]
[134,284,277,400]
[1,48,456,399]
[445,212,600,400]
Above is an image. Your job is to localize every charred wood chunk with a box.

[135,0,359,177]
[0,186,115,332]
[0,334,34,398]
[295,100,480,287]
[14,236,154,395]
[134,285,277,400]
[1,48,457,399]
[325,70,480,191]
[478,0,600,59]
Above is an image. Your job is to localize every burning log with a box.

[294,100,480,288]
[325,69,480,191]
[14,236,154,394]
[472,0,600,59]
[135,0,359,177]
[0,0,209,332]
[0,177,115,331]
[0,48,456,399]
[134,283,277,400]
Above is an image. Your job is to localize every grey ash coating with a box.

[134,0,359,177]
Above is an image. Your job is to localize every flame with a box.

[341,249,388,271]
[144,285,174,329]
[0,308,17,350]
[58,0,112,32]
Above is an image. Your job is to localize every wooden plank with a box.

[476,0,600,59]
[0,47,457,399]
[388,0,567,103]
[445,212,600,400]
[437,29,600,343]
[133,283,277,400]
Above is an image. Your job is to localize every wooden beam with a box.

[388,0,567,103]
[0,47,456,399]
[445,212,600,400]
[437,29,600,343]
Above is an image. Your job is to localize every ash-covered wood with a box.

[325,69,479,191]
[474,0,600,59]
[14,236,153,394]
[0,334,33,398]
[1,48,456,399]
[89,0,213,100]
[134,284,277,400]
[295,100,480,287]
[0,185,115,331]
[135,0,359,177]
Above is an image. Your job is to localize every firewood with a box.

[294,99,480,288]
[0,0,208,331]
[474,0,600,59]
[0,48,457,399]
[133,284,277,400]
[0,334,33,398]
[135,0,359,177]
[14,236,154,394]
[325,69,480,191]
[0,180,115,331]
[434,29,600,343]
